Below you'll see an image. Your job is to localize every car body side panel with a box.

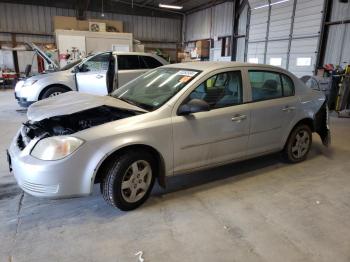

[18,70,76,101]
[75,108,174,191]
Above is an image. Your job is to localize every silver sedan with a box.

[8,62,330,210]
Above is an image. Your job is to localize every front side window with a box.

[81,53,110,72]
[188,71,243,109]
[111,68,200,111]
[117,55,140,70]
[249,71,283,101]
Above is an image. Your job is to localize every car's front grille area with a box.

[21,180,59,194]
[17,125,32,150]
[17,133,26,150]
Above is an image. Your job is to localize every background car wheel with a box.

[282,124,312,163]
[41,86,68,99]
[101,151,156,211]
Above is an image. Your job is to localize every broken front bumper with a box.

[8,130,92,198]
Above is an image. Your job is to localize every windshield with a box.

[60,59,82,71]
[111,68,201,111]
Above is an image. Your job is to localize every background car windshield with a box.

[60,59,82,71]
[111,68,200,111]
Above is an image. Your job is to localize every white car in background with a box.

[8,62,330,211]
[14,44,168,107]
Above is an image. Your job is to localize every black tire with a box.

[101,151,156,211]
[282,124,312,163]
[41,86,68,99]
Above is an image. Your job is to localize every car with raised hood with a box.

[14,43,168,107]
[8,62,330,210]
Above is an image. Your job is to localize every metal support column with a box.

[263,0,272,64]
[286,0,297,70]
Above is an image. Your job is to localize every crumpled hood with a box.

[27,91,147,121]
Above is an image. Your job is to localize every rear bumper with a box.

[314,101,331,146]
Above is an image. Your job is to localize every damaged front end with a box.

[17,106,139,150]
[314,101,331,146]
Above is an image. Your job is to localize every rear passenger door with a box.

[117,55,164,87]
[116,55,149,87]
[246,69,298,155]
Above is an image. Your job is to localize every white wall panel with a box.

[269,1,293,40]
[324,23,350,66]
[266,40,288,68]
[293,0,324,37]
[289,37,319,77]
[185,2,237,42]
[324,1,350,66]
[185,8,211,41]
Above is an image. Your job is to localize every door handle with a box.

[231,114,247,122]
[96,75,104,79]
[282,106,296,112]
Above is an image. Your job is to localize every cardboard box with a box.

[53,16,79,30]
[196,47,209,58]
[89,19,123,33]
[196,40,210,49]
[53,16,123,32]
[89,22,106,32]
[177,52,190,60]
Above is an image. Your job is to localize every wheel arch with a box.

[283,117,314,148]
[38,84,72,100]
[93,144,167,189]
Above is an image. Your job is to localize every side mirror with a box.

[75,64,89,73]
[178,99,210,116]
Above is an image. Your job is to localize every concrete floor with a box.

[0,89,350,262]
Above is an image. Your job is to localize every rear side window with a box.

[281,74,295,96]
[249,71,282,101]
[141,56,163,68]
[117,55,140,70]
[249,71,295,101]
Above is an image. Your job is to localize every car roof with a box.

[161,61,287,73]
[111,51,156,56]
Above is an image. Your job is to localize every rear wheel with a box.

[282,124,312,163]
[41,86,68,99]
[101,151,156,211]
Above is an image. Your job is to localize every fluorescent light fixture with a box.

[254,0,289,10]
[159,3,183,10]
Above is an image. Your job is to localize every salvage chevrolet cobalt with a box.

[8,62,330,211]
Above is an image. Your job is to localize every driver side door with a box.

[76,52,112,95]
[172,70,251,174]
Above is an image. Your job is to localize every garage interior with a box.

[0,0,350,261]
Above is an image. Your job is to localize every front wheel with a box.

[41,86,68,99]
[101,151,156,211]
[282,124,312,163]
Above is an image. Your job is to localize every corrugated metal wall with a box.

[247,0,324,77]
[185,2,234,41]
[184,1,248,61]
[0,2,181,44]
[323,0,350,66]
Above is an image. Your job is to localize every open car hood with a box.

[27,91,147,122]
[27,42,59,70]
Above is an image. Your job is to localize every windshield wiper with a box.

[117,97,151,111]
